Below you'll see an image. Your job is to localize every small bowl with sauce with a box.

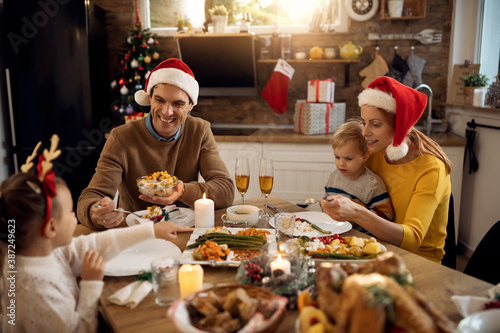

[221,205,263,227]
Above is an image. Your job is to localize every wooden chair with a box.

[441,193,456,269]
[463,220,500,284]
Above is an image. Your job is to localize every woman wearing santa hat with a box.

[322,77,452,263]
[77,58,235,230]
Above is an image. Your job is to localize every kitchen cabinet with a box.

[216,139,465,224]
[216,141,334,209]
[380,0,426,20]
[215,142,262,202]
[442,146,465,242]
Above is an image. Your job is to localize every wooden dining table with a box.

[73,196,494,333]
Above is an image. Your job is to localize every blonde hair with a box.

[330,119,369,154]
[379,109,453,173]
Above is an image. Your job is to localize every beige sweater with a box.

[77,116,234,229]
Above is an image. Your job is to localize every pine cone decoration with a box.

[486,75,500,108]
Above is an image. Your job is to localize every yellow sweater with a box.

[365,152,451,263]
[77,116,234,229]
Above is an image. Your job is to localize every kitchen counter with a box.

[214,128,466,146]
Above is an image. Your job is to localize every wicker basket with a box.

[168,284,288,333]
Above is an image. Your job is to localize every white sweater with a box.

[1,223,155,333]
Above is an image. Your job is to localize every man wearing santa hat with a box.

[77,58,234,229]
[322,77,452,264]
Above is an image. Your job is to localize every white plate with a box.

[104,239,182,276]
[125,208,195,227]
[458,309,500,333]
[269,212,352,237]
[181,228,277,265]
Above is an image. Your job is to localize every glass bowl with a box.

[137,171,178,197]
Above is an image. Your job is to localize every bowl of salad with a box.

[137,171,178,197]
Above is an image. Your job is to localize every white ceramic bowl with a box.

[221,205,263,227]
[136,175,178,197]
[458,308,500,333]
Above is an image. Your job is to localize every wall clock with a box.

[345,0,379,21]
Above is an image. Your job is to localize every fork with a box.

[94,204,143,218]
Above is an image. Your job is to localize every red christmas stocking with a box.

[262,59,295,114]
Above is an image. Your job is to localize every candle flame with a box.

[277,254,282,261]
[202,193,206,200]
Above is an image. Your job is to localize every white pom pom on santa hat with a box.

[358,76,427,160]
[134,58,199,106]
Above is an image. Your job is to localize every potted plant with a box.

[209,5,229,33]
[462,71,489,105]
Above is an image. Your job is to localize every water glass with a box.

[151,258,180,306]
[274,212,295,242]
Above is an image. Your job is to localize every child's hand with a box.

[153,220,193,241]
[81,250,105,281]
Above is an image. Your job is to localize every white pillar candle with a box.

[270,254,291,276]
[178,264,204,299]
[194,193,214,228]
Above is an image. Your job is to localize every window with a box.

[139,0,348,35]
[478,0,500,83]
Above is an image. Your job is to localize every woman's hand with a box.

[91,196,124,228]
[322,195,404,246]
[81,250,105,281]
[139,180,185,206]
[153,220,193,241]
[321,195,362,222]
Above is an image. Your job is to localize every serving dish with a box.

[269,211,352,237]
[168,285,288,333]
[181,228,276,265]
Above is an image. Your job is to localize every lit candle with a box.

[178,264,204,299]
[194,193,214,228]
[270,254,291,276]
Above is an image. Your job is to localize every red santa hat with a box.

[134,58,199,106]
[358,76,427,160]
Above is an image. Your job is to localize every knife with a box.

[266,204,285,213]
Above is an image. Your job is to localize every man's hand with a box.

[90,196,124,228]
[139,180,185,206]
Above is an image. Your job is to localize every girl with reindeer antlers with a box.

[0,135,192,332]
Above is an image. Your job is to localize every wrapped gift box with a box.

[125,112,146,124]
[307,79,335,103]
[293,102,345,135]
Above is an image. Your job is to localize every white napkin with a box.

[108,280,153,309]
[452,283,500,317]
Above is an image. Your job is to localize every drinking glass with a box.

[259,158,274,221]
[235,157,250,204]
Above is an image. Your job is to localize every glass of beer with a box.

[259,158,274,221]
[235,157,250,204]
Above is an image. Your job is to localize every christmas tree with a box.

[110,5,163,120]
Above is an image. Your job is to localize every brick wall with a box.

[95,0,453,125]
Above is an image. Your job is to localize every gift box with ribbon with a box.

[293,101,345,135]
[125,111,146,124]
[307,79,335,103]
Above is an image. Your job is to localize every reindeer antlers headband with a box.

[21,134,62,224]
